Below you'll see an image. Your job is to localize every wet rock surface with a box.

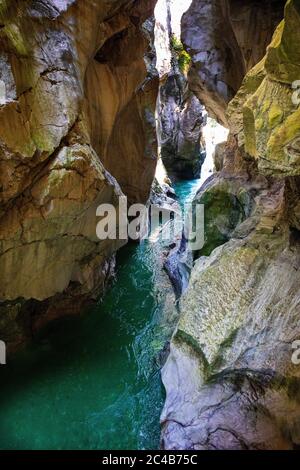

[161,0,300,450]
[0,0,158,349]
[162,179,300,449]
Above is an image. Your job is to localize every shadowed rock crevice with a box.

[94,29,129,65]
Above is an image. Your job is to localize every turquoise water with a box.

[173,179,205,209]
[0,180,201,450]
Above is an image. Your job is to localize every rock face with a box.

[228,0,300,177]
[181,0,285,126]
[159,76,206,179]
[0,0,158,349]
[155,0,206,180]
[161,0,300,450]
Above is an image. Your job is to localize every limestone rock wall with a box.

[155,0,206,180]
[228,0,300,177]
[181,0,285,126]
[162,0,300,450]
[0,0,158,349]
[159,73,206,180]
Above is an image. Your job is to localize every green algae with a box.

[4,23,28,55]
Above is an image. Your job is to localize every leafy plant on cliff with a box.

[170,34,191,74]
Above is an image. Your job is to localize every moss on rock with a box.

[194,179,247,257]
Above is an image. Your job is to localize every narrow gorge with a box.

[0,0,300,452]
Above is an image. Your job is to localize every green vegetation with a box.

[170,34,191,74]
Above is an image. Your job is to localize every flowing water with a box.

[0,117,227,451]
[0,179,202,451]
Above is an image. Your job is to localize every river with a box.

[0,178,203,450]
[0,117,228,450]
